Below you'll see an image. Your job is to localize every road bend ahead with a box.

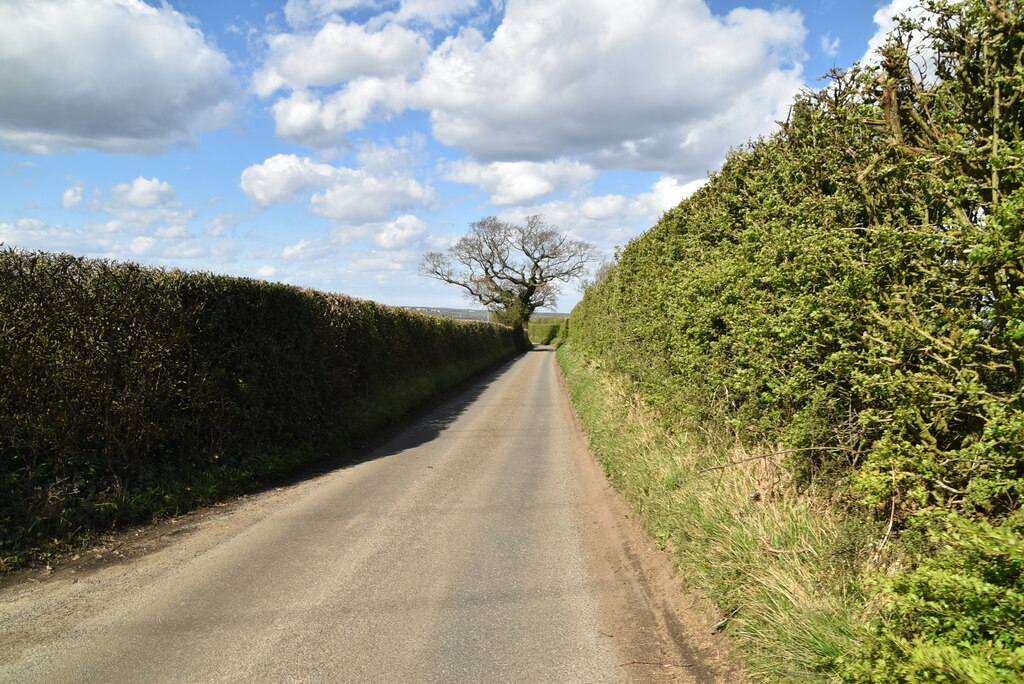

[0,348,741,683]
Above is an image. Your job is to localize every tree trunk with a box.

[511,324,530,352]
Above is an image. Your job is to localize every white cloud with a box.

[821,31,840,57]
[240,147,435,224]
[348,254,406,272]
[61,183,84,209]
[240,154,338,206]
[310,171,434,223]
[61,177,197,241]
[0,218,89,252]
[271,91,350,149]
[283,0,484,29]
[130,236,157,255]
[283,0,375,28]
[643,176,705,213]
[0,213,223,265]
[112,177,176,209]
[0,0,237,154]
[862,0,937,76]
[497,174,705,250]
[205,213,245,237]
[445,159,597,204]
[259,0,805,175]
[860,0,937,87]
[865,0,919,59]
[270,81,408,148]
[372,214,428,249]
[281,237,338,261]
[389,0,481,28]
[255,21,429,96]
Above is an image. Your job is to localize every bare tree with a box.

[421,215,596,348]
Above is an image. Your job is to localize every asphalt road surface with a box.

[0,348,742,683]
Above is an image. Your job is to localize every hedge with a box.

[0,250,517,568]
[568,1,1024,678]
[527,317,567,345]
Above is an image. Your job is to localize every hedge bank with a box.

[0,250,517,568]
[566,1,1024,680]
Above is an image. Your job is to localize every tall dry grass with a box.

[559,345,879,682]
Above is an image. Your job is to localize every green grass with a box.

[558,344,878,682]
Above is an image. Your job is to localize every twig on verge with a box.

[619,661,693,668]
[871,497,897,564]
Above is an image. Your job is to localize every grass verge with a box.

[558,343,879,682]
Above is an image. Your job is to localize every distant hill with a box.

[404,307,568,322]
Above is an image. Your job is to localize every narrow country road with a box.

[0,348,742,683]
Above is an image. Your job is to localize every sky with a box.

[0,0,916,312]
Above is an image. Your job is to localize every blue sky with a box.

[1,0,914,312]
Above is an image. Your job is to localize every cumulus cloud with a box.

[254,21,430,96]
[63,176,196,240]
[240,154,338,206]
[388,0,482,29]
[327,213,429,249]
[283,0,484,29]
[281,237,338,261]
[498,174,705,250]
[414,0,805,172]
[643,176,706,214]
[0,0,237,154]
[61,183,84,209]
[205,213,245,237]
[862,0,937,76]
[269,81,408,148]
[821,31,840,57]
[864,0,920,59]
[372,214,429,249]
[240,147,435,224]
[348,253,407,272]
[283,0,374,28]
[259,0,805,174]
[0,213,231,265]
[0,218,95,253]
[310,172,433,223]
[445,159,597,205]
[112,177,176,209]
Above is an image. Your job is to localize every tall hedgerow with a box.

[569,0,1024,678]
[0,251,517,568]
[528,317,566,344]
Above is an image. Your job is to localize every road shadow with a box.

[299,344,557,478]
[1,351,533,585]
[278,350,528,482]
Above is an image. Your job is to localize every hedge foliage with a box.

[569,0,1023,678]
[527,317,568,345]
[0,250,516,567]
